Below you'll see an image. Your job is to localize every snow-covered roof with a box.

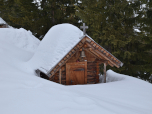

[0,17,6,24]
[28,23,123,75]
[29,24,84,73]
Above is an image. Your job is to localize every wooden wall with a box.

[87,62,99,84]
[0,24,7,28]
[49,46,100,85]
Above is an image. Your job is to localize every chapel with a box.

[34,23,123,85]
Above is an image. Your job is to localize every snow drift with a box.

[0,28,40,52]
[0,25,152,114]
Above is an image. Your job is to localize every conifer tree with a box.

[75,0,152,82]
[0,0,80,39]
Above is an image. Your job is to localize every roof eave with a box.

[46,35,87,77]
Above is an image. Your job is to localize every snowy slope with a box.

[0,26,152,114]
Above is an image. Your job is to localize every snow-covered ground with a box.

[0,26,152,114]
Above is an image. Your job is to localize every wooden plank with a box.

[66,63,70,85]
[72,49,75,52]
[61,66,66,71]
[75,51,79,58]
[84,44,88,48]
[79,42,83,45]
[96,76,99,83]
[76,44,80,48]
[59,69,62,84]
[104,63,106,83]
[66,54,69,58]
[86,37,92,42]
[85,48,101,60]
[69,52,72,55]
[66,61,87,85]
[58,62,62,66]
[108,61,114,67]
[87,79,96,82]
[89,48,104,60]
[96,62,99,83]
[87,77,96,79]
[106,53,109,56]
[85,61,87,84]
[96,45,99,49]
[91,41,94,45]
[94,49,119,68]
[93,43,96,47]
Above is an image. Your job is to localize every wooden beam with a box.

[86,40,122,67]
[85,37,91,42]
[104,63,106,83]
[96,62,99,83]
[85,48,101,60]
[59,69,62,84]
[84,61,87,84]
[88,47,118,67]
[91,47,119,68]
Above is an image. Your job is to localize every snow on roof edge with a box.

[46,35,86,76]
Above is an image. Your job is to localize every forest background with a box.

[0,0,152,83]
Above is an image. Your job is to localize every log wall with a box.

[50,60,99,85]
[49,43,100,85]
[87,62,99,84]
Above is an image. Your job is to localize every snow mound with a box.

[28,23,83,73]
[106,70,125,82]
[0,28,40,52]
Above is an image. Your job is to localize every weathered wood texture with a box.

[50,65,66,85]
[87,62,99,84]
[59,69,61,84]
[49,42,103,85]
[66,61,87,85]
[104,63,107,83]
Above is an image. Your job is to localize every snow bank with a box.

[0,28,40,52]
[99,70,125,83]
[106,70,125,82]
[28,23,83,73]
[0,25,152,114]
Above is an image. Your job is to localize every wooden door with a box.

[66,61,87,85]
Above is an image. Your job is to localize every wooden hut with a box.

[0,17,8,28]
[35,24,123,85]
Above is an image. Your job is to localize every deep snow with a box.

[0,26,152,114]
